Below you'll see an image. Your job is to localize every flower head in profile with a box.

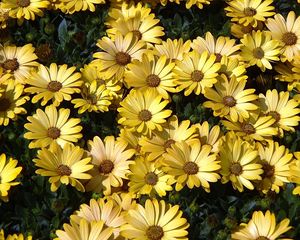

[0,230,32,240]
[117,89,172,136]
[219,132,263,192]
[162,140,220,192]
[290,152,300,196]
[232,210,292,240]
[34,143,93,192]
[86,136,135,195]
[0,153,22,202]
[121,199,189,240]
[59,0,105,14]
[266,11,300,61]
[0,44,38,84]
[25,63,82,107]
[225,0,275,27]
[24,105,83,149]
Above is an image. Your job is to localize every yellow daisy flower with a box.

[2,0,49,20]
[266,11,300,61]
[86,136,135,195]
[92,32,147,80]
[222,113,278,142]
[162,140,220,192]
[274,62,298,91]
[0,79,29,126]
[71,80,113,114]
[117,89,172,136]
[106,10,164,45]
[121,199,189,240]
[240,30,281,71]
[153,38,191,62]
[173,51,221,96]
[24,104,83,149]
[60,0,105,14]
[219,132,263,192]
[0,44,38,84]
[0,153,22,202]
[230,21,264,39]
[185,0,212,9]
[225,0,275,27]
[0,230,32,240]
[139,115,197,163]
[232,210,292,240]
[117,128,143,155]
[258,89,300,137]
[191,32,240,62]
[56,219,113,240]
[25,63,82,107]
[128,155,173,197]
[193,121,223,153]
[256,140,293,194]
[71,198,125,238]
[291,152,300,196]
[105,192,137,211]
[124,54,176,99]
[203,75,258,122]
[218,55,248,82]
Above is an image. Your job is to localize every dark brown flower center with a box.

[262,163,275,179]
[230,163,243,176]
[256,237,270,240]
[2,58,19,71]
[115,52,131,66]
[146,226,164,240]
[183,161,199,175]
[191,70,204,82]
[144,172,158,185]
[47,127,61,139]
[99,160,114,174]
[47,81,62,92]
[87,95,98,105]
[57,164,72,176]
[132,30,142,40]
[0,98,10,112]
[138,109,152,122]
[253,47,264,59]
[267,111,280,123]
[242,123,256,134]
[223,96,236,107]
[282,32,298,46]
[215,53,223,62]
[241,25,254,34]
[146,74,161,87]
[35,43,52,63]
[17,0,30,7]
[163,139,175,150]
[244,7,257,16]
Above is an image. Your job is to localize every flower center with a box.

[115,52,131,66]
[242,123,256,134]
[267,111,280,123]
[2,58,19,71]
[47,127,61,139]
[253,47,264,59]
[244,7,256,16]
[138,109,152,122]
[262,163,275,179]
[163,139,175,150]
[17,0,30,7]
[132,30,142,40]
[57,164,72,176]
[87,94,98,105]
[146,226,164,240]
[0,98,10,112]
[223,96,236,107]
[215,53,223,62]
[47,81,62,92]
[144,172,158,185]
[183,162,199,175]
[256,237,270,240]
[191,70,204,82]
[230,163,243,176]
[35,43,52,63]
[282,32,298,46]
[241,25,254,34]
[146,74,161,87]
[99,160,114,174]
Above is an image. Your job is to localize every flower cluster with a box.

[1,0,300,239]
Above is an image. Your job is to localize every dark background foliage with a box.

[1,0,300,239]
